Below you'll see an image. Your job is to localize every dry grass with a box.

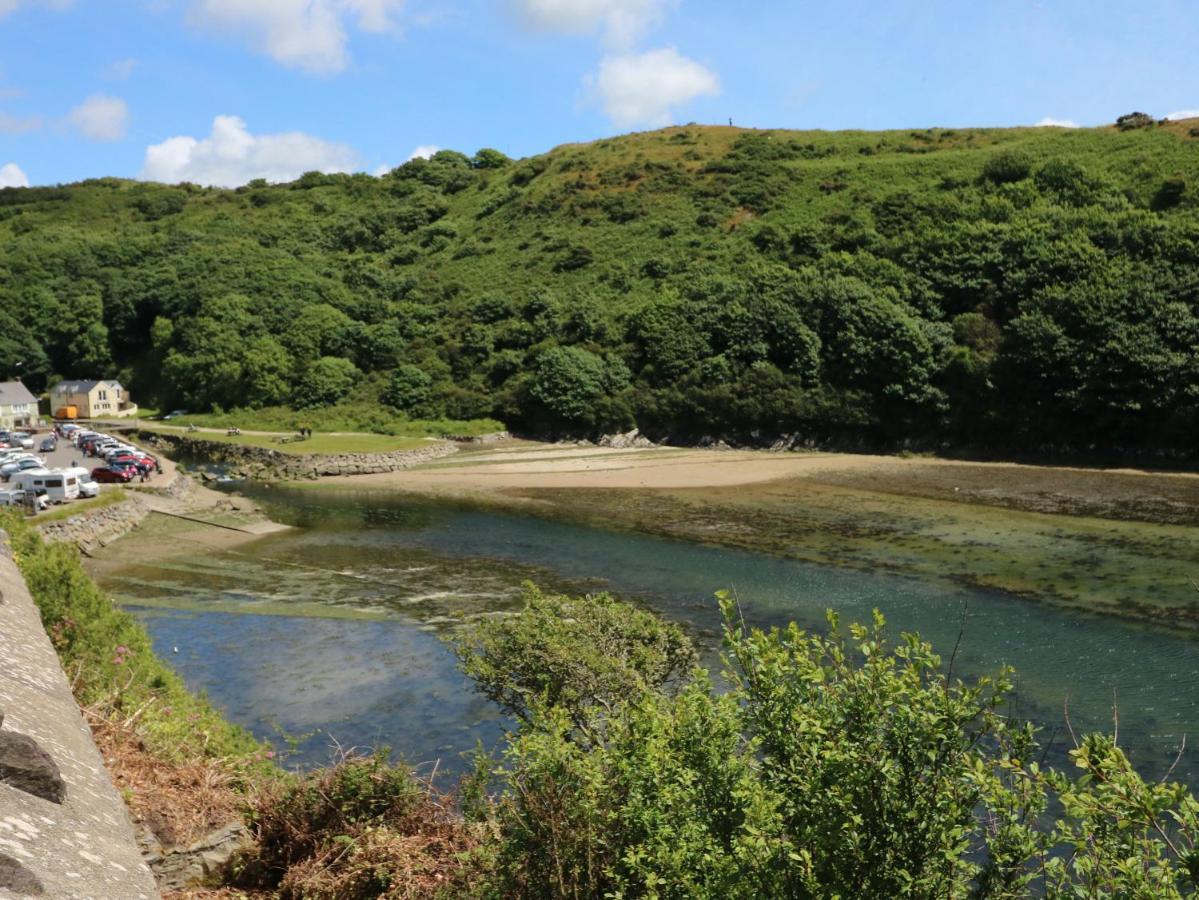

[88,710,252,848]
[240,752,484,900]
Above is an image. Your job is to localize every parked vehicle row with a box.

[0,429,36,451]
[61,423,162,484]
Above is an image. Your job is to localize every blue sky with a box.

[1,0,1196,187]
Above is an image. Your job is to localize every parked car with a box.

[39,435,57,453]
[1,457,45,480]
[161,409,189,420]
[91,466,135,484]
[9,432,34,450]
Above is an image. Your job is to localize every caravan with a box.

[62,467,100,498]
[9,469,80,503]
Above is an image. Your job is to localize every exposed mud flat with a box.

[314,444,1199,627]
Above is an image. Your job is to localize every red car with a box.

[110,453,155,473]
[91,466,135,483]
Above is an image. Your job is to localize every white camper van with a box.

[62,467,100,498]
[9,469,80,503]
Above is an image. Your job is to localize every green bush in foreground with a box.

[462,590,1199,898]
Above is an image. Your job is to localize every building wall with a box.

[0,402,33,429]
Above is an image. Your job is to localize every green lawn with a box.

[138,424,431,455]
[36,488,129,523]
[135,405,503,439]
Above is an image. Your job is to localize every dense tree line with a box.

[1,119,1196,454]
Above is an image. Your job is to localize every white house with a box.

[0,381,36,429]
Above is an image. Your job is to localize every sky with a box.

[0,0,1197,188]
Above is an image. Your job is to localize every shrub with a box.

[982,151,1033,184]
[1116,111,1156,130]
[456,585,696,732]
[241,752,479,899]
[467,596,1199,899]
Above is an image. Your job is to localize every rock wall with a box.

[0,531,159,899]
[137,431,460,480]
[35,497,149,554]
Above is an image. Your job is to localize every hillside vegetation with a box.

[3,118,1198,454]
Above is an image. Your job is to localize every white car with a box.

[9,432,34,450]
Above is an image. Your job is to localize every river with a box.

[95,484,1199,788]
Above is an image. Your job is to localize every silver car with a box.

[0,457,45,480]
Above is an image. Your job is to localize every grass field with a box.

[137,424,432,455]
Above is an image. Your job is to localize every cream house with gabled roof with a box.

[51,379,138,419]
[0,380,36,429]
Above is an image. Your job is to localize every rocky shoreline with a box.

[136,430,462,480]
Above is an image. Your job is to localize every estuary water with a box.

[97,484,1199,787]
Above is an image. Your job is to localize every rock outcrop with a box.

[138,431,461,481]
[35,496,149,553]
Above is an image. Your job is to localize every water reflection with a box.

[99,485,1199,786]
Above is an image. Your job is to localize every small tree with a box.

[1116,111,1156,130]
[455,585,696,736]
[381,364,433,416]
[295,356,361,408]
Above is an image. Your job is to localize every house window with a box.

[99,390,108,400]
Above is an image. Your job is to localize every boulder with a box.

[0,728,66,804]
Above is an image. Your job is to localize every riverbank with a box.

[299,441,1199,628]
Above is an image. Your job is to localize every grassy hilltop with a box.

[2,118,1197,453]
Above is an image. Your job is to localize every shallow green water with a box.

[99,484,1199,787]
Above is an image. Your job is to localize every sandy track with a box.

[329,443,1199,525]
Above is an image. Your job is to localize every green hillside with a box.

[3,118,1198,454]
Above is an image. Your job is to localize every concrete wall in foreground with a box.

[0,530,159,899]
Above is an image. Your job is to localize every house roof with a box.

[53,379,123,395]
[0,380,36,407]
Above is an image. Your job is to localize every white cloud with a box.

[514,0,675,48]
[141,114,359,186]
[0,110,41,134]
[1035,117,1079,128]
[0,0,74,19]
[0,162,28,187]
[1165,109,1199,121]
[589,47,718,128]
[105,57,139,80]
[68,94,129,141]
[190,0,405,73]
